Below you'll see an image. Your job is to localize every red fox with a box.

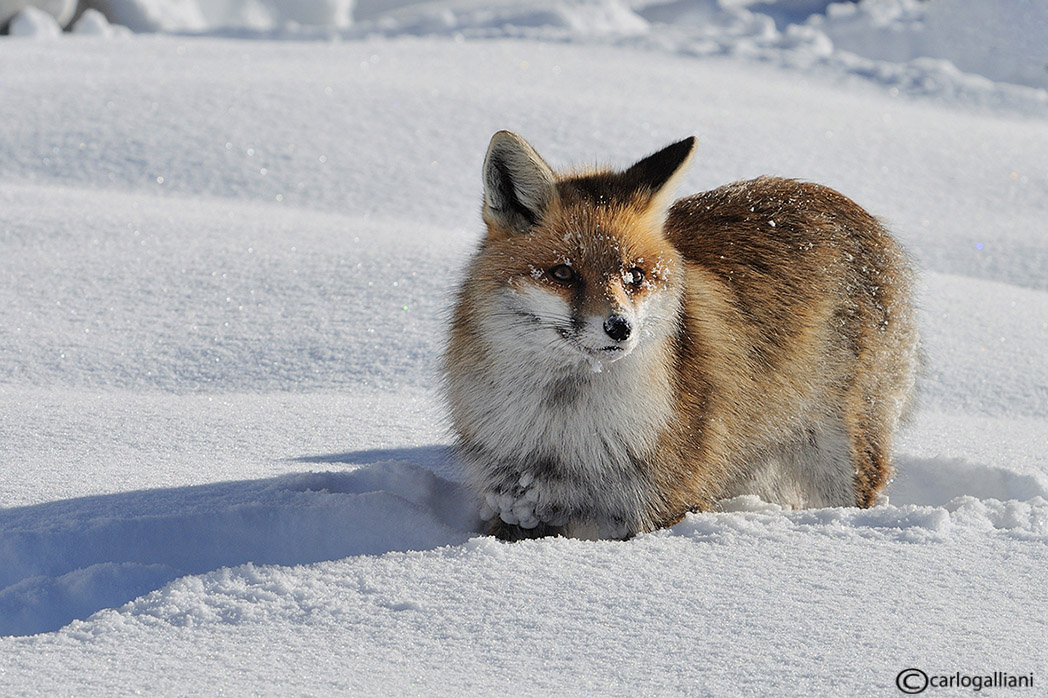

[442,131,919,541]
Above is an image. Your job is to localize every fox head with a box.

[470,130,695,373]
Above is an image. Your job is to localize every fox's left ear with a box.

[483,130,558,237]
[623,137,696,214]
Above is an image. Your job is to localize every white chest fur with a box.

[451,290,678,536]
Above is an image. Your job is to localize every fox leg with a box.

[840,364,901,506]
[845,409,894,508]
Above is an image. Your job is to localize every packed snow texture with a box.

[1,1,1047,695]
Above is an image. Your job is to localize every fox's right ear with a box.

[623,136,696,217]
[483,131,558,236]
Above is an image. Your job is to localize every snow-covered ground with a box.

[2,1,1047,695]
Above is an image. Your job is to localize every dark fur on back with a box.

[661,177,918,510]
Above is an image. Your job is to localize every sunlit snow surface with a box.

[1,2,1047,695]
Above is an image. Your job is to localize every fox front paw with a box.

[482,487,542,529]
[487,517,565,541]
[478,478,569,539]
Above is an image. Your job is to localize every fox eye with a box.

[548,265,576,283]
[625,267,645,286]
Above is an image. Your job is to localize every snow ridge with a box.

[1,456,1044,637]
[6,0,1047,113]
[0,461,478,636]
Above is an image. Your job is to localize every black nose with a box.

[603,315,632,342]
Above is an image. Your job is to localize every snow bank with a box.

[5,470,1045,694]
[6,5,61,36]
[341,0,1048,99]
[81,0,354,32]
[70,7,128,34]
[0,461,478,636]
[813,0,1048,91]
[0,0,75,27]
[7,1,1044,112]
[2,451,1044,637]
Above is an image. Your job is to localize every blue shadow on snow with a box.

[0,446,479,637]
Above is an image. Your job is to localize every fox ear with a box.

[483,131,558,235]
[623,137,696,213]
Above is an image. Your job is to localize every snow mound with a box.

[891,456,1048,507]
[3,452,1044,637]
[362,0,649,39]
[9,0,1043,112]
[361,0,1046,109]
[699,454,1048,544]
[46,467,1047,640]
[0,461,480,636]
[0,563,180,639]
[71,7,129,35]
[813,0,1048,91]
[6,5,61,36]
[82,0,206,33]
[684,495,1048,545]
[0,0,75,28]
[82,0,353,33]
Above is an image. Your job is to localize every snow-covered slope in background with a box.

[7,0,1048,104]
[1,5,1047,695]
[811,0,1048,91]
